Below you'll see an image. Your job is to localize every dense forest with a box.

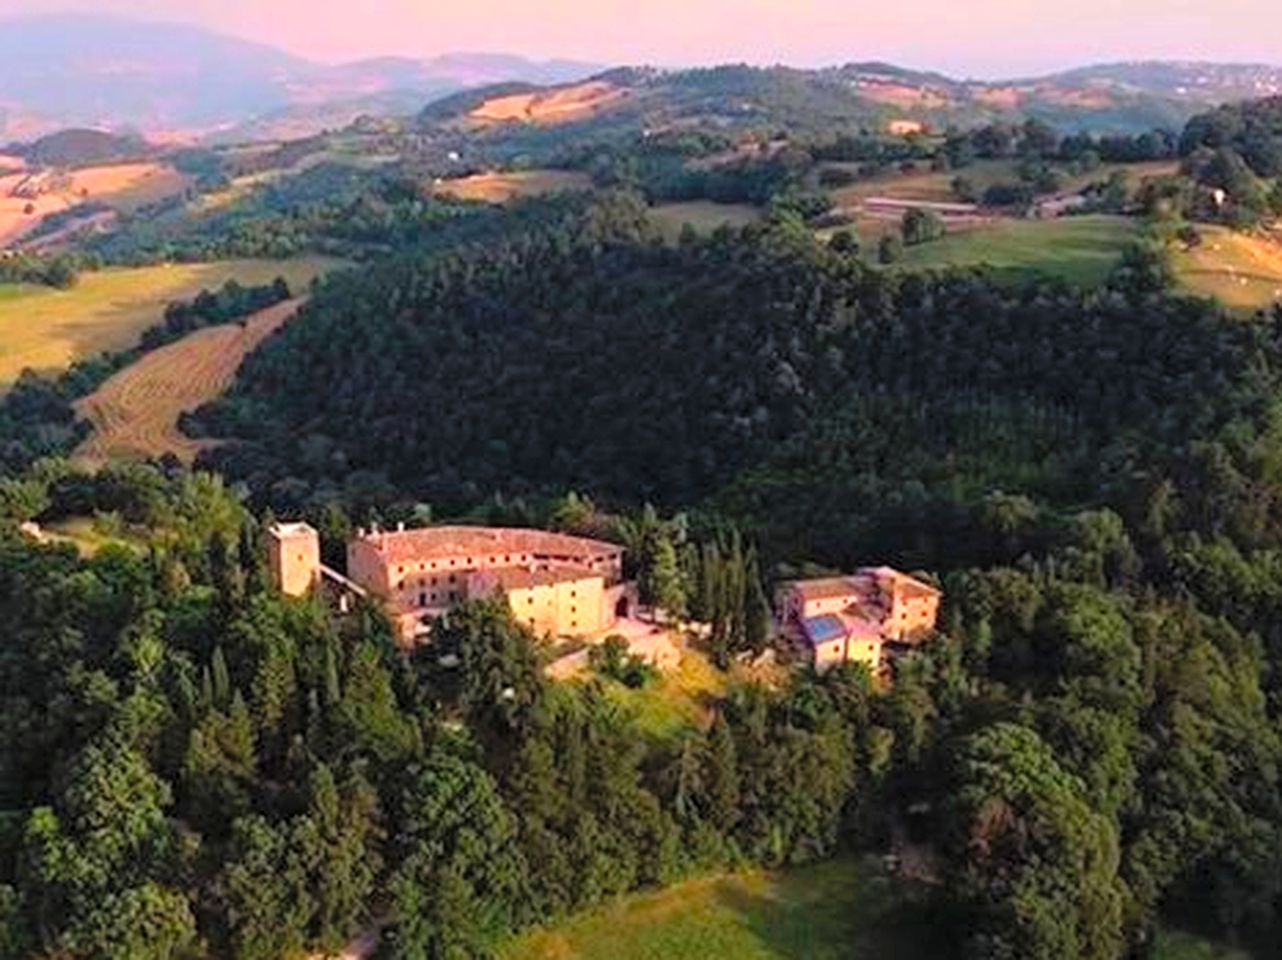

[6,91,1282,958]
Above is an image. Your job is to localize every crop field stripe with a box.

[73,297,306,465]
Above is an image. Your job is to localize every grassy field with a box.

[0,257,340,388]
[38,516,147,557]
[650,201,762,240]
[500,857,934,960]
[73,296,307,465]
[435,170,593,203]
[599,648,729,742]
[1154,928,1256,960]
[897,215,1139,287]
[823,159,1177,207]
[1170,226,1282,312]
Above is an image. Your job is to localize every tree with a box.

[381,754,528,959]
[877,233,904,264]
[645,534,686,622]
[901,207,945,246]
[944,722,1126,960]
[216,815,314,960]
[703,712,740,831]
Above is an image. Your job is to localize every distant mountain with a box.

[1037,61,1282,102]
[15,129,152,167]
[424,59,1282,142]
[0,13,604,142]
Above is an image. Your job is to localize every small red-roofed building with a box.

[777,567,941,672]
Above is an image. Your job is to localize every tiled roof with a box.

[860,566,941,598]
[787,575,872,601]
[471,564,603,591]
[355,525,622,565]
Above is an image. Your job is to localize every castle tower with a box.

[267,522,321,597]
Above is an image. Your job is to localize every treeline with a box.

[0,276,294,476]
[148,277,292,347]
[0,251,97,289]
[1133,96,1282,225]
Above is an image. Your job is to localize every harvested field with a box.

[435,169,592,203]
[0,160,191,246]
[468,81,626,124]
[73,297,306,465]
[0,257,340,388]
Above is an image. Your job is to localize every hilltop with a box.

[420,60,1282,142]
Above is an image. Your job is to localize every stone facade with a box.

[344,524,628,644]
[266,522,322,597]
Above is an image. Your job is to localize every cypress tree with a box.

[704,712,740,832]
[211,646,231,710]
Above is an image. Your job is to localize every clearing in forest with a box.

[820,159,1177,208]
[0,257,339,388]
[649,201,762,239]
[73,297,306,466]
[897,214,1139,287]
[499,857,934,960]
[467,81,626,125]
[1171,225,1282,312]
[434,169,592,203]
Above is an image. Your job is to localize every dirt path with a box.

[73,297,306,466]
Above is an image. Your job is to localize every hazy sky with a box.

[1,0,1280,77]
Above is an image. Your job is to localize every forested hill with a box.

[198,194,1282,568]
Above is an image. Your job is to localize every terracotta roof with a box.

[355,525,622,566]
[470,563,603,592]
[786,575,874,602]
[859,566,941,598]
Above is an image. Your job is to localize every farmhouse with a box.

[268,521,633,645]
[776,567,941,672]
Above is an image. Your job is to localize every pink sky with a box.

[1,0,1280,76]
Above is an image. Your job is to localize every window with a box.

[397,566,404,575]
[449,574,456,584]
[418,593,426,606]
[528,597,534,604]
[430,592,437,603]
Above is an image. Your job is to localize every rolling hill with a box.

[0,13,603,142]
[421,60,1282,141]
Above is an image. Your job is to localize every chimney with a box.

[397,521,405,533]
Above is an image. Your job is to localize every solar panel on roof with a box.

[803,615,846,644]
